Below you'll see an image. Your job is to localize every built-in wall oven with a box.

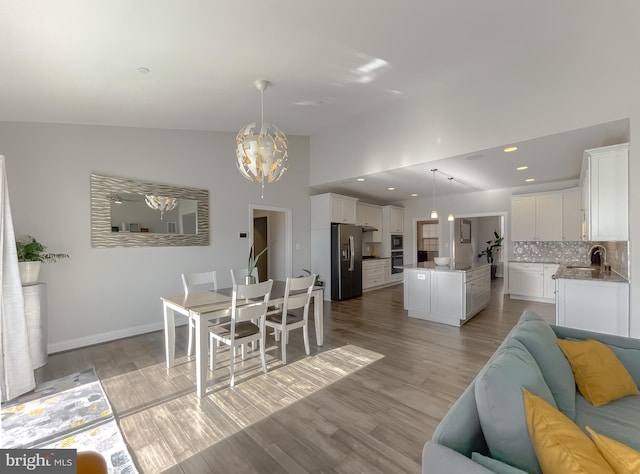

[391,250,404,274]
[391,234,403,251]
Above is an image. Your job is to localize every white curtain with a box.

[0,155,35,401]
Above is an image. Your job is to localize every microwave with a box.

[391,234,403,250]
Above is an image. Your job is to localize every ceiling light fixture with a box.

[504,146,518,153]
[516,166,528,171]
[145,195,177,220]
[387,187,395,191]
[411,193,418,197]
[525,178,535,182]
[430,169,438,219]
[447,177,455,222]
[236,80,288,198]
[356,178,365,182]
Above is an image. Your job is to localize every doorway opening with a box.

[249,205,293,281]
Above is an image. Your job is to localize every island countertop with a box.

[404,262,490,273]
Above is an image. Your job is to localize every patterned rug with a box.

[1,368,138,473]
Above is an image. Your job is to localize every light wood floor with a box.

[36,279,555,473]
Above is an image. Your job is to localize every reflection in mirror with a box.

[109,193,198,234]
[91,174,209,247]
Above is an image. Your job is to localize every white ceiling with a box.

[0,1,635,202]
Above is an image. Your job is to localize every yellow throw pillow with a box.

[586,426,640,474]
[522,388,614,474]
[556,338,639,406]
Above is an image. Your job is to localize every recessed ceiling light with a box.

[517,166,528,171]
[137,67,150,74]
[356,178,365,182]
[387,187,395,191]
[525,178,535,182]
[411,193,418,197]
[504,146,518,153]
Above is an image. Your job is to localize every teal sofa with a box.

[422,310,640,473]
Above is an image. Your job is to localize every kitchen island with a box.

[404,262,491,326]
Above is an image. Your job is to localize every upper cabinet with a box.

[511,191,562,241]
[383,205,404,234]
[311,193,358,228]
[357,202,383,242]
[511,188,581,242]
[581,143,629,241]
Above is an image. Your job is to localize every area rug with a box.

[1,368,138,473]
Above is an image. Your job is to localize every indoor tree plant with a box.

[477,231,504,280]
[16,235,69,284]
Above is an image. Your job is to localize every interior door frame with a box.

[248,204,293,279]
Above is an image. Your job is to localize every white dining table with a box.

[161,281,324,397]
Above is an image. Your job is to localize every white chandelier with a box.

[430,169,438,219]
[236,79,288,198]
[145,195,177,220]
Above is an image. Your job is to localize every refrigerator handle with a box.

[348,235,354,271]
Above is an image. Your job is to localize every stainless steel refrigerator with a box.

[331,223,363,300]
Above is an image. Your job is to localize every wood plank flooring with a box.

[35,279,555,473]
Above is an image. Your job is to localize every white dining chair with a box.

[230,267,259,286]
[265,274,315,365]
[209,279,273,387]
[181,271,217,357]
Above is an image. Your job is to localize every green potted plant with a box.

[301,268,323,287]
[247,245,268,284]
[16,235,69,285]
[477,231,504,280]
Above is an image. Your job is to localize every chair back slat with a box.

[182,271,217,294]
[231,280,273,323]
[282,274,315,313]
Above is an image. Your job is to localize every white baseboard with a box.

[47,320,189,354]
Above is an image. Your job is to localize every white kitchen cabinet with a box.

[556,278,629,337]
[311,193,358,229]
[581,143,629,241]
[405,265,490,326]
[561,187,581,241]
[383,205,404,234]
[509,263,544,298]
[357,202,383,242]
[331,194,357,224]
[543,264,559,299]
[362,258,391,290]
[511,192,562,241]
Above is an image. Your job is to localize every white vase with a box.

[18,261,41,285]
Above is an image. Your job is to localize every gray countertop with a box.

[404,262,490,273]
[554,265,628,283]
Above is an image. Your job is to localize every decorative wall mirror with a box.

[460,219,472,244]
[90,173,209,247]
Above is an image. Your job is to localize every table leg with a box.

[313,290,323,346]
[195,314,208,398]
[164,303,175,368]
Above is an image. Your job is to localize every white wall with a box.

[1,121,311,352]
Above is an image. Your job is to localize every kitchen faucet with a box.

[588,244,606,266]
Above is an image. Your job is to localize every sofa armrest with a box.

[422,442,494,474]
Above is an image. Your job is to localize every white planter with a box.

[18,261,41,285]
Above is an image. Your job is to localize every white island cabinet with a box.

[404,263,490,326]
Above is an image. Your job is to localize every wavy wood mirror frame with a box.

[90,173,209,247]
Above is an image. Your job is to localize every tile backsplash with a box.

[510,241,628,279]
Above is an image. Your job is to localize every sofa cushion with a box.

[586,426,640,473]
[475,338,555,474]
[523,389,614,474]
[511,319,576,419]
[557,338,639,406]
[517,309,545,324]
[574,392,640,451]
[471,452,527,474]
